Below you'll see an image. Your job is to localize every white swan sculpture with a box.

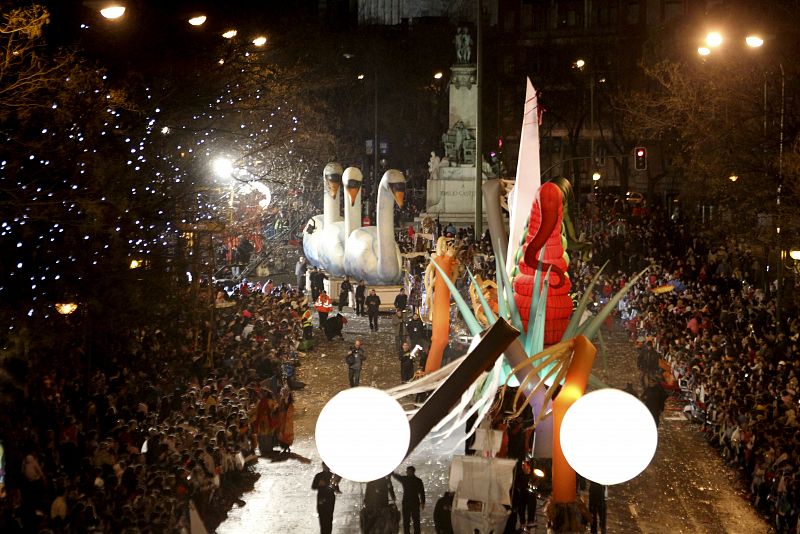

[343,167,363,240]
[303,163,343,272]
[344,169,405,285]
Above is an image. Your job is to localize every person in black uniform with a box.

[365,289,382,331]
[392,465,426,534]
[393,287,408,311]
[362,475,397,532]
[399,342,415,383]
[339,276,352,312]
[589,480,607,533]
[311,463,340,534]
[355,280,366,316]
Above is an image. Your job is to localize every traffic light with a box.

[634,147,647,171]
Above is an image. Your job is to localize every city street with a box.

[218,313,771,533]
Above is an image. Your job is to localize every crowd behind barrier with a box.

[575,196,800,533]
[1,284,308,533]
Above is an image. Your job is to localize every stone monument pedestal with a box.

[419,165,489,227]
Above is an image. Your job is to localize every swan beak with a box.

[394,190,405,208]
[327,180,341,199]
[347,186,361,207]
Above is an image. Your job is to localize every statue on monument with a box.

[454,27,473,64]
[441,120,475,165]
[428,151,443,180]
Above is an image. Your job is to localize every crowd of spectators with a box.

[1,282,308,533]
[573,195,800,533]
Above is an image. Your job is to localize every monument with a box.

[419,27,492,227]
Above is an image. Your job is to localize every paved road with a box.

[218,313,771,533]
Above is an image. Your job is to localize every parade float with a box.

[314,75,658,533]
[302,162,344,274]
[303,166,405,306]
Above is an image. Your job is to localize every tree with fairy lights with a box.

[0,6,195,354]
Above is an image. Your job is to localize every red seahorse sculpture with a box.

[512,181,572,345]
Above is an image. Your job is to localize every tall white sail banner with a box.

[505,78,542,276]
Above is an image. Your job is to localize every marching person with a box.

[393,310,407,354]
[394,287,408,311]
[315,289,333,330]
[346,339,366,387]
[589,480,607,534]
[339,276,352,312]
[355,280,367,316]
[365,289,382,332]
[312,462,341,534]
[392,465,426,534]
[399,342,415,383]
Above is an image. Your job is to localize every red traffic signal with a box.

[634,147,647,171]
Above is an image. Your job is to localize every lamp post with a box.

[347,53,381,206]
[573,58,600,219]
[697,32,785,325]
[212,157,238,224]
[99,4,126,20]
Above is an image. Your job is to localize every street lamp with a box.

[348,54,380,189]
[705,31,723,48]
[99,5,126,19]
[213,157,238,223]
[55,302,79,315]
[746,35,764,48]
[695,31,786,323]
[433,71,443,80]
[252,36,267,47]
[188,15,207,27]
[592,171,601,182]
[222,29,237,39]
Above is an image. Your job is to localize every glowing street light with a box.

[188,15,207,26]
[222,29,238,39]
[790,249,800,261]
[592,171,601,181]
[252,36,267,47]
[129,259,142,269]
[706,31,723,48]
[357,73,365,80]
[729,174,739,182]
[746,35,764,48]
[213,157,234,178]
[574,58,586,69]
[434,71,443,80]
[100,5,126,19]
[698,46,711,56]
[55,302,79,315]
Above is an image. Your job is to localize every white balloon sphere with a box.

[315,387,410,482]
[560,388,658,485]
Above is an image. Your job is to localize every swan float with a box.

[344,169,405,285]
[343,167,363,240]
[303,163,343,272]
